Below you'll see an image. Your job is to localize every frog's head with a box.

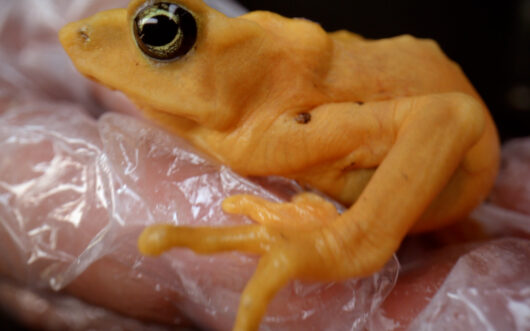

[60,0,332,131]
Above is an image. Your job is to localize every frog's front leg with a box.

[139,92,486,331]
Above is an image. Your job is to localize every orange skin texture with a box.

[59,0,500,329]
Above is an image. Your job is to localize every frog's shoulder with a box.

[237,10,334,75]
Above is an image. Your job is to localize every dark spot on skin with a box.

[356,101,364,105]
[295,112,311,124]
[342,162,357,172]
[401,172,409,181]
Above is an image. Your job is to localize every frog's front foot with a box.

[138,193,391,330]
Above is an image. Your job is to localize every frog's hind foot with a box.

[137,221,300,330]
[138,193,359,330]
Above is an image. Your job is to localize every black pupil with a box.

[141,15,178,47]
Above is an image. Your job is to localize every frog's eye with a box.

[133,2,197,60]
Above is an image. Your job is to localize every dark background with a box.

[0,311,21,331]
[238,0,530,141]
[1,0,529,330]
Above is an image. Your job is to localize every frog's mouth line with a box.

[128,98,202,133]
[154,107,201,126]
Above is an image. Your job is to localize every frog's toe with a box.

[222,194,282,225]
[222,193,339,231]
[138,224,272,256]
[234,249,296,330]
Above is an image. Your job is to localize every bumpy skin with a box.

[59,0,500,329]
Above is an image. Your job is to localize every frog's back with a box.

[324,31,482,104]
[242,11,481,107]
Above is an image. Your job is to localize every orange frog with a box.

[59,0,500,329]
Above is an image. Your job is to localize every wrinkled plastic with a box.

[369,234,530,331]
[489,138,530,216]
[408,238,530,331]
[0,276,174,331]
[0,0,529,330]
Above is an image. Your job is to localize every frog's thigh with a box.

[412,114,499,232]
[222,193,339,231]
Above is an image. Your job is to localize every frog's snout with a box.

[59,8,127,57]
[59,8,131,85]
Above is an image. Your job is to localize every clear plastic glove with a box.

[0,0,529,330]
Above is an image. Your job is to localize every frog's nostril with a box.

[59,22,92,49]
[78,25,91,43]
